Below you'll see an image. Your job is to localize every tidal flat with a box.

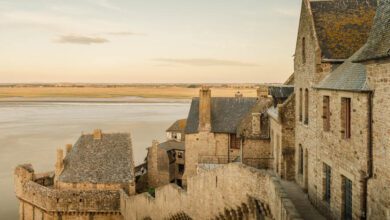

[0,100,190,219]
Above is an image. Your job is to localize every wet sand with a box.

[0,100,190,219]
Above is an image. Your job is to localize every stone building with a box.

[146,120,186,188]
[183,87,273,183]
[14,129,136,220]
[293,0,383,219]
[267,85,295,181]
[166,119,187,142]
[146,140,185,188]
[354,1,390,219]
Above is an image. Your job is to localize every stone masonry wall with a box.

[15,165,125,220]
[121,163,303,220]
[313,89,370,219]
[365,60,390,220]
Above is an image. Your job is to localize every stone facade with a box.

[364,60,390,220]
[269,94,295,181]
[121,163,302,220]
[15,165,124,220]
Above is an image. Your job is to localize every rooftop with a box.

[159,140,185,151]
[315,46,370,92]
[185,97,258,134]
[355,0,390,62]
[59,132,134,184]
[310,0,377,60]
[166,119,187,132]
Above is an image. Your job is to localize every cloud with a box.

[153,58,259,67]
[55,35,109,45]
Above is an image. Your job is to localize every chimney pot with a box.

[235,91,243,98]
[66,144,72,154]
[93,129,102,140]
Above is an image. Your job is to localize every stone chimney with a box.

[93,129,102,140]
[66,144,72,154]
[257,86,269,98]
[55,148,64,180]
[235,91,243,98]
[198,86,211,132]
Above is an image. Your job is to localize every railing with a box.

[198,155,273,170]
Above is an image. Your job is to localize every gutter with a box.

[361,91,374,220]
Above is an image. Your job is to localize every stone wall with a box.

[312,89,370,219]
[365,60,390,220]
[14,165,125,220]
[270,95,296,181]
[121,163,303,220]
[147,141,171,188]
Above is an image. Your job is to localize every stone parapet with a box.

[120,163,302,220]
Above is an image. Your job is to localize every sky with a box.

[0,0,301,83]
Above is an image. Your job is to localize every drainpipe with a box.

[361,91,374,220]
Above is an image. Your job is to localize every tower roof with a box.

[59,132,134,184]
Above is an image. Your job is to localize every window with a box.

[177,151,184,159]
[323,163,331,203]
[299,145,304,175]
[230,134,241,149]
[178,164,185,174]
[304,89,309,125]
[323,96,331,131]
[342,176,353,220]
[299,88,303,122]
[341,98,351,139]
[302,37,306,64]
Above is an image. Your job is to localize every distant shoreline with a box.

[0,97,191,104]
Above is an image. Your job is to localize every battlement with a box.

[14,165,121,214]
[121,163,302,220]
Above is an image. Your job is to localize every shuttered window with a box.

[323,96,330,131]
[341,98,351,139]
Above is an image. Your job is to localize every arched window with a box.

[304,89,309,125]
[302,37,306,64]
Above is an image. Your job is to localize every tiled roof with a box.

[237,97,273,139]
[59,133,134,184]
[166,119,187,132]
[310,0,377,60]
[159,140,185,151]
[185,97,258,134]
[315,46,370,92]
[355,0,390,62]
[269,86,294,99]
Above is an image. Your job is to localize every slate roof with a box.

[315,45,370,92]
[269,86,294,99]
[185,97,258,134]
[355,0,390,62]
[159,140,185,151]
[166,119,187,132]
[310,0,377,60]
[59,133,134,184]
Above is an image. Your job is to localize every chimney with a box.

[65,144,72,154]
[93,129,102,140]
[152,140,159,148]
[257,86,269,98]
[198,86,211,132]
[55,148,64,178]
[235,91,243,98]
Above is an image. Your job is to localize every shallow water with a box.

[0,101,190,219]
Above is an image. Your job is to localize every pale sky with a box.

[0,0,301,83]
